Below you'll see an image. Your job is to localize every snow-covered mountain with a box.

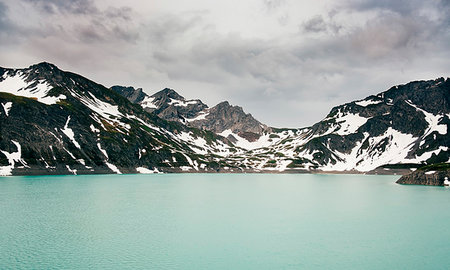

[0,63,240,176]
[1,62,448,176]
[111,85,271,142]
[228,78,449,172]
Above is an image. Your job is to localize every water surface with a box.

[1,174,449,269]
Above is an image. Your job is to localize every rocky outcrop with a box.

[151,88,208,121]
[189,101,270,140]
[111,86,271,139]
[111,86,146,103]
[396,164,450,186]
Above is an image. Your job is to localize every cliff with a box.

[396,163,450,186]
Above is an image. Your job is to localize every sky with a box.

[0,0,449,127]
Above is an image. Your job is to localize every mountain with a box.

[110,85,146,103]
[1,62,449,176]
[226,78,449,172]
[0,62,237,176]
[111,85,270,141]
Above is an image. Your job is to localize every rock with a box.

[396,164,450,186]
[189,101,271,135]
[111,86,271,137]
[111,86,146,103]
[0,62,232,176]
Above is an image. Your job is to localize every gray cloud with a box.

[24,0,97,14]
[0,1,10,31]
[74,7,139,43]
[262,0,286,11]
[301,15,343,35]
[0,0,449,127]
[342,0,450,17]
[302,16,327,33]
[350,15,430,58]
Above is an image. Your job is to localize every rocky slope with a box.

[396,163,450,186]
[1,62,449,176]
[111,85,270,141]
[0,62,238,176]
[225,78,449,172]
[110,86,146,104]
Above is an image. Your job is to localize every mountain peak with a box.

[216,101,230,107]
[152,88,184,100]
[110,85,146,103]
[30,62,58,70]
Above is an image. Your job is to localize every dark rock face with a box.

[304,78,450,167]
[111,86,146,103]
[111,86,270,137]
[397,168,450,186]
[0,63,225,176]
[189,101,270,136]
[150,88,208,121]
[231,77,449,174]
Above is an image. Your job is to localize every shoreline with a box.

[1,166,412,177]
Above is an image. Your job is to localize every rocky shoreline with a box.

[396,164,450,186]
[4,164,414,176]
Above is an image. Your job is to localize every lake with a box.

[0,173,449,269]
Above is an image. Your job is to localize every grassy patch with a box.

[418,163,450,171]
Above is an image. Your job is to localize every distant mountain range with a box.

[0,62,448,177]
[111,86,270,141]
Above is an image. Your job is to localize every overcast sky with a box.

[0,0,449,127]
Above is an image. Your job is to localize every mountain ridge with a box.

[111,85,271,141]
[1,62,449,176]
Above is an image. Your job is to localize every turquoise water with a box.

[0,174,449,269]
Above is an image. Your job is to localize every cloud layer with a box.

[1,0,449,127]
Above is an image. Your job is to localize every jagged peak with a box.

[213,101,247,114]
[216,101,230,107]
[152,88,185,100]
[30,62,59,70]
[110,85,146,104]
[0,62,60,76]
[111,85,143,93]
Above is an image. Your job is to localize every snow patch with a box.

[176,132,209,155]
[276,160,292,172]
[61,116,81,149]
[66,165,77,175]
[185,110,210,122]
[63,147,76,159]
[405,100,447,136]
[355,99,382,107]
[90,124,100,133]
[0,140,27,176]
[127,115,161,132]
[76,92,130,132]
[444,178,450,186]
[136,167,160,174]
[105,162,121,174]
[333,113,368,136]
[319,128,420,172]
[140,96,157,109]
[180,166,192,171]
[0,72,65,105]
[97,143,108,159]
[1,102,12,116]
[168,98,198,107]
[219,129,274,150]
[181,152,198,170]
